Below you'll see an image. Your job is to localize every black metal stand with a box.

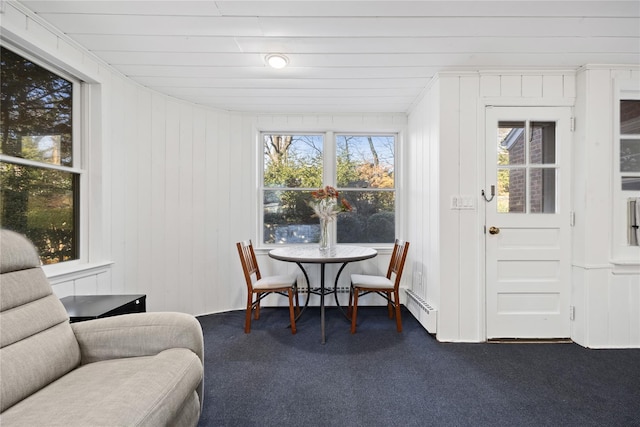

[294,261,351,344]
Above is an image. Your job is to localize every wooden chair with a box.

[348,239,410,334]
[236,240,300,334]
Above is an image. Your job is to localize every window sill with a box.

[44,261,114,285]
[610,259,640,275]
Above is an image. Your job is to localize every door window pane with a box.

[498,122,525,165]
[497,168,525,213]
[621,177,640,191]
[530,122,556,164]
[530,168,556,213]
[621,139,640,172]
[621,100,640,134]
[496,120,557,214]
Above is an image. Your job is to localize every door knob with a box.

[489,226,500,235]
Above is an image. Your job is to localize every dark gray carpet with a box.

[196,306,640,427]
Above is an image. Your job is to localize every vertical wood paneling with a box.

[500,75,522,97]
[178,103,195,314]
[150,94,167,310]
[218,113,238,310]
[96,270,111,294]
[97,65,113,269]
[51,282,74,298]
[136,89,153,297]
[458,75,481,340]
[75,275,98,295]
[570,267,587,345]
[630,277,640,346]
[584,69,614,265]
[543,75,563,98]
[407,95,425,298]
[123,83,140,296]
[522,75,543,97]
[608,274,631,345]
[203,111,223,314]
[428,84,441,307]
[163,101,181,312]
[438,76,461,340]
[586,269,610,345]
[108,75,127,294]
[563,74,576,99]
[191,108,208,316]
[479,75,500,97]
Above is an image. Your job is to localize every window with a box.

[261,132,397,245]
[613,84,640,252]
[0,46,80,264]
[496,121,557,213]
[620,99,640,191]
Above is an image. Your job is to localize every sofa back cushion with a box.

[0,230,81,412]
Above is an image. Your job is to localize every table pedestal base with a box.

[295,262,351,344]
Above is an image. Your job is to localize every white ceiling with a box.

[17,1,640,114]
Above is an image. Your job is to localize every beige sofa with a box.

[0,230,204,426]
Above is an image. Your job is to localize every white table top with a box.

[268,245,377,264]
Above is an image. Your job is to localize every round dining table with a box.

[268,245,377,344]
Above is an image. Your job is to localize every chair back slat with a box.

[386,239,410,289]
[236,240,261,291]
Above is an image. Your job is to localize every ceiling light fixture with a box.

[266,53,289,69]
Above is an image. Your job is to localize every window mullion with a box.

[325,131,335,186]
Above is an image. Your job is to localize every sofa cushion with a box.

[0,230,80,413]
[0,348,203,427]
[0,229,41,274]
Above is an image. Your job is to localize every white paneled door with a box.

[485,106,572,339]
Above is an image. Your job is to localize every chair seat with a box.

[237,240,299,334]
[351,274,393,289]
[253,274,297,290]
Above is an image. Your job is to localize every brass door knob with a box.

[489,226,500,235]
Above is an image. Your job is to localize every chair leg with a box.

[287,289,297,334]
[347,284,354,318]
[245,294,253,333]
[350,289,359,334]
[387,291,394,319]
[294,287,301,316]
[394,290,402,332]
[254,295,261,320]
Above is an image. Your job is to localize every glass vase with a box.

[319,218,330,251]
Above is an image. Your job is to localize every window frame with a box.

[612,80,640,261]
[258,129,400,248]
[0,42,87,270]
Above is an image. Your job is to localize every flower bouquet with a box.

[309,185,352,250]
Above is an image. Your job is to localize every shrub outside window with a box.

[0,46,80,264]
[261,133,396,245]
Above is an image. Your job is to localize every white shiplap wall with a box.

[103,103,409,313]
[2,1,409,316]
[3,3,638,346]
[572,66,640,348]
[407,70,579,342]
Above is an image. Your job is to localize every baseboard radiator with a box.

[405,289,437,334]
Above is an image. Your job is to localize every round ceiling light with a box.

[266,53,289,69]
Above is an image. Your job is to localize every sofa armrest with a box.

[71,312,203,365]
